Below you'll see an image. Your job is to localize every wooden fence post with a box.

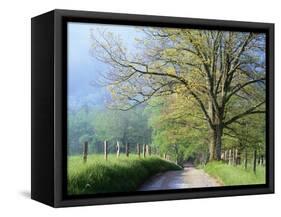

[236,150,241,165]
[143,144,146,158]
[126,143,129,157]
[232,148,235,165]
[104,140,108,160]
[244,149,248,170]
[146,145,150,156]
[228,149,232,165]
[137,144,140,158]
[234,149,238,165]
[260,155,264,166]
[224,150,228,162]
[116,141,120,158]
[83,141,88,163]
[253,149,257,174]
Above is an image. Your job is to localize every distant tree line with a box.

[67,105,152,156]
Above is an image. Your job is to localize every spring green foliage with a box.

[146,95,209,165]
[89,27,266,162]
[66,26,267,195]
[68,154,181,194]
[201,161,265,185]
[223,113,266,155]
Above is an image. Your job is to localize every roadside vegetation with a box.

[201,161,265,186]
[68,154,181,195]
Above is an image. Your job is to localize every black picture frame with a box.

[31,9,274,207]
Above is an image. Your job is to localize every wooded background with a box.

[68,27,266,172]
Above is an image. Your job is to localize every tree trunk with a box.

[208,99,216,161]
[209,124,223,161]
[215,124,223,160]
[209,128,216,161]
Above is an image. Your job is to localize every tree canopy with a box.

[89,27,265,161]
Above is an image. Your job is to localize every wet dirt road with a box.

[138,164,221,191]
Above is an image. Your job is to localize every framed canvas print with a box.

[31,9,274,207]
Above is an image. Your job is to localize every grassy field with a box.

[68,154,181,195]
[201,161,266,186]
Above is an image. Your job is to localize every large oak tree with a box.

[90,27,265,161]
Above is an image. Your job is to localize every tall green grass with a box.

[68,154,181,195]
[201,161,265,186]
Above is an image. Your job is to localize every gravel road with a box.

[138,164,221,191]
